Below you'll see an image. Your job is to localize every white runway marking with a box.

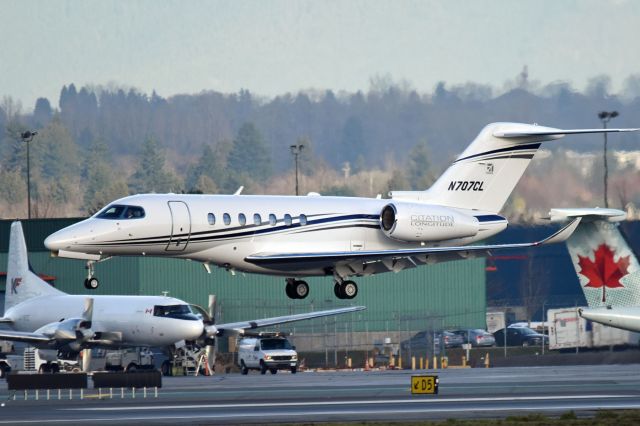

[65,393,636,411]
[3,403,640,424]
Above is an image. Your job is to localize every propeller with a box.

[204,295,216,375]
[47,297,95,352]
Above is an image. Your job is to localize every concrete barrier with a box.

[7,373,87,391]
[92,371,162,389]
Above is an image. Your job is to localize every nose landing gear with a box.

[84,260,99,289]
[285,278,309,299]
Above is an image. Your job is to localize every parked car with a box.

[452,329,496,347]
[493,327,548,347]
[400,331,464,353]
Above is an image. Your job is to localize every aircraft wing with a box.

[0,330,51,345]
[245,218,580,272]
[207,306,366,336]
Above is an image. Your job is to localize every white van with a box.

[237,336,298,375]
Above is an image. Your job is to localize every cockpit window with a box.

[96,205,145,220]
[96,205,126,219]
[189,304,212,323]
[260,338,292,350]
[153,304,199,321]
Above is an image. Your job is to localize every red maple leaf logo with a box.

[578,244,630,303]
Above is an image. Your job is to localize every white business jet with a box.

[44,122,637,299]
[562,208,640,332]
[0,221,364,372]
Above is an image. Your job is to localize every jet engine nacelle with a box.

[379,202,479,242]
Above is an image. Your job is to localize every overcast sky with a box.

[2,0,639,111]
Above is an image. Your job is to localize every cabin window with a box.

[207,213,215,225]
[284,214,292,226]
[269,214,277,226]
[299,214,307,226]
[238,213,246,226]
[253,213,262,225]
[223,213,231,225]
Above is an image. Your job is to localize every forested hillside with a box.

[2,71,640,219]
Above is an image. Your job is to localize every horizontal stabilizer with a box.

[494,127,639,138]
[547,208,626,223]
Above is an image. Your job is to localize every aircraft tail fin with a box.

[560,208,640,308]
[5,221,64,313]
[390,123,638,213]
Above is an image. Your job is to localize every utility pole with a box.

[598,111,618,208]
[290,143,304,196]
[20,130,38,219]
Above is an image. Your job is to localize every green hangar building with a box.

[0,219,486,351]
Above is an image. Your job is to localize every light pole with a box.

[290,143,304,196]
[598,111,618,208]
[20,130,38,219]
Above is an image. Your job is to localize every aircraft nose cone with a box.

[44,230,70,251]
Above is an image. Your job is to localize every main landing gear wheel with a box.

[84,277,99,290]
[285,279,309,299]
[334,280,358,299]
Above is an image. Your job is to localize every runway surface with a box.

[1,364,640,424]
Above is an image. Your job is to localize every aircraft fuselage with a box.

[45,194,507,277]
[3,294,203,347]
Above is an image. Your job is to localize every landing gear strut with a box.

[84,260,99,289]
[334,280,358,300]
[285,278,309,299]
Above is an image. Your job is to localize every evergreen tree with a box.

[339,116,364,172]
[32,98,53,128]
[227,123,271,182]
[406,140,433,190]
[129,137,180,193]
[83,138,129,214]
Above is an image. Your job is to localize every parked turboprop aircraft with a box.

[45,122,637,299]
[563,208,640,332]
[0,221,365,371]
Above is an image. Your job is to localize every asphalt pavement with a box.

[1,364,639,424]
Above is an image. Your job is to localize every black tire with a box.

[522,340,530,347]
[291,367,297,374]
[270,368,277,375]
[334,283,343,298]
[260,361,267,375]
[285,283,296,299]
[161,361,172,376]
[0,365,9,379]
[38,364,50,374]
[87,277,99,290]
[342,281,358,299]
[294,281,309,299]
[126,363,137,373]
[240,361,249,375]
[51,363,60,374]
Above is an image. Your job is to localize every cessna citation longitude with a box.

[45,122,638,299]
[1,221,364,372]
